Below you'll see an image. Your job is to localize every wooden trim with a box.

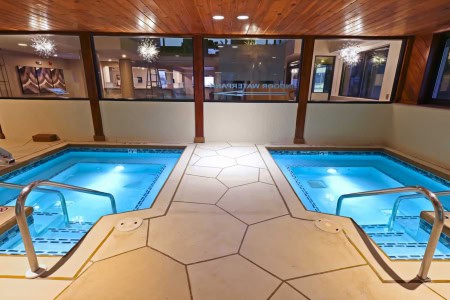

[79,33,105,142]
[193,35,205,143]
[393,37,413,102]
[0,124,5,139]
[294,37,315,144]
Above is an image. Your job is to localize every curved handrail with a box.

[0,181,69,225]
[387,190,450,231]
[335,186,444,282]
[15,180,118,278]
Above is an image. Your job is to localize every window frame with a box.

[202,36,303,103]
[0,32,90,100]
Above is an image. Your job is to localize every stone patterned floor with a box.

[1,142,449,299]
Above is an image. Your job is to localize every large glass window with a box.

[93,36,193,101]
[311,56,335,101]
[309,39,403,102]
[204,38,302,102]
[432,38,450,101]
[0,34,87,99]
[339,47,389,99]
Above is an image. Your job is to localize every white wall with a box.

[100,101,194,143]
[387,104,450,169]
[204,103,297,144]
[0,100,94,141]
[304,103,391,146]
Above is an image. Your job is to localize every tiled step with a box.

[0,222,93,256]
[31,212,65,234]
[0,237,78,256]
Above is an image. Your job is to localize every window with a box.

[340,47,389,99]
[204,38,302,102]
[93,36,193,101]
[432,38,450,102]
[309,39,404,102]
[311,56,335,100]
[0,34,87,99]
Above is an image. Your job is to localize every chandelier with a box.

[137,39,159,62]
[371,54,387,65]
[31,35,56,58]
[339,42,360,65]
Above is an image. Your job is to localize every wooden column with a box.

[79,32,105,141]
[0,124,5,139]
[397,34,434,105]
[393,36,414,103]
[193,35,205,143]
[294,36,315,144]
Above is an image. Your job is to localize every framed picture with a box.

[36,67,54,93]
[51,69,66,90]
[17,66,39,94]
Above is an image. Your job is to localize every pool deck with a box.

[0,140,450,299]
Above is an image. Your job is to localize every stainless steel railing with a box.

[387,190,450,231]
[0,181,69,225]
[335,186,444,282]
[14,180,117,278]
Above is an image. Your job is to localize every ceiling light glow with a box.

[237,15,249,20]
[18,43,28,47]
[339,42,360,65]
[213,15,224,20]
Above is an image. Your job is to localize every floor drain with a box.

[115,217,143,232]
[315,218,341,234]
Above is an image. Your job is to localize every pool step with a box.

[31,212,65,234]
[0,237,78,256]
[0,222,92,256]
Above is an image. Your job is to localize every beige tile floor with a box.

[0,141,449,299]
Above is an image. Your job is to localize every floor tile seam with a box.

[284,281,312,300]
[92,246,148,264]
[267,281,284,300]
[238,252,285,282]
[214,203,250,226]
[186,253,238,267]
[185,265,194,300]
[147,245,187,265]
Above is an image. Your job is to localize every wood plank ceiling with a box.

[0,0,449,36]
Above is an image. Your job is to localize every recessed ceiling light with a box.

[272,56,277,59]
[53,54,58,57]
[17,43,28,47]
[218,45,224,48]
[232,45,238,49]
[213,15,224,20]
[121,54,127,58]
[237,15,249,20]
[108,59,112,62]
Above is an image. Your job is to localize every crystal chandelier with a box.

[339,42,360,65]
[371,55,387,65]
[30,35,56,58]
[137,39,159,62]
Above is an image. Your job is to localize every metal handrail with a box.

[335,186,444,282]
[15,180,118,278]
[0,182,69,225]
[387,191,450,231]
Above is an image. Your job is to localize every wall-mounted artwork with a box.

[50,69,66,90]
[17,66,39,94]
[36,67,54,93]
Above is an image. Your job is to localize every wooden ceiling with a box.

[1,0,449,36]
